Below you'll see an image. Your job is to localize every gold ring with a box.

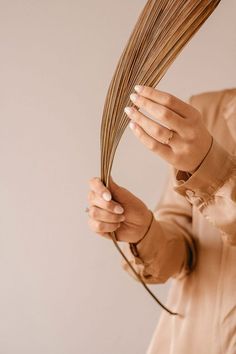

[163,130,174,145]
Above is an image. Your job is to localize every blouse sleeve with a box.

[173,137,236,246]
[172,92,236,247]
[120,166,197,284]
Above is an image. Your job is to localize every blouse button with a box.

[185,189,195,203]
[185,189,204,205]
[186,189,195,198]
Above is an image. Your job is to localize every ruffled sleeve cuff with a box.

[173,138,235,205]
[121,212,193,283]
[120,214,169,283]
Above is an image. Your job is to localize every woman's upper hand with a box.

[87,176,153,243]
[124,85,213,173]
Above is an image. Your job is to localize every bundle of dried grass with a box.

[100,0,221,315]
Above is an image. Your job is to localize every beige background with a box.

[0,1,236,353]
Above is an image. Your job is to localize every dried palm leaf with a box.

[100,0,221,315]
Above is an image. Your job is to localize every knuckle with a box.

[89,177,103,193]
[148,140,157,151]
[97,222,104,232]
[163,93,173,106]
[140,96,148,109]
[161,108,170,120]
[92,220,100,232]
[87,190,94,203]
[89,176,98,185]
[186,129,195,142]
[153,125,161,137]
[89,206,97,218]
[159,128,166,139]
[189,133,196,142]
[98,232,109,239]
[183,144,191,155]
[104,200,112,211]
[149,87,158,101]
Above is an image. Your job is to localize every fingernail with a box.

[114,205,124,214]
[134,85,144,93]
[124,107,134,115]
[102,192,112,201]
[129,121,136,130]
[130,93,138,102]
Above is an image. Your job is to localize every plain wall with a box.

[0,1,236,353]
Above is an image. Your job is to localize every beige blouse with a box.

[120,88,236,354]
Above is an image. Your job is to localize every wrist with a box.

[187,135,213,175]
[129,210,165,261]
[129,209,154,253]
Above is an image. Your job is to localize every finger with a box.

[97,232,112,240]
[89,177,112,202]
[134,85,193,118]
[129,121,173,160]
[88,217,121,234]
[87,191,124,215]
[88,206,126,223]
[129,93,185,134]
[125,106,176,143]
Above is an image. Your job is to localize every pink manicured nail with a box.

[134,85,144,93]
[114,205,124,214]
[124,107,134,115]
[102,192,112,201]
[130,93,138,102]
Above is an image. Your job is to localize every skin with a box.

[87,85,213,243]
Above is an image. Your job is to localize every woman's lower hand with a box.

[87,176,153,243]
[125,85,213,173]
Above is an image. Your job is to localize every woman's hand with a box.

[87,176,152,243]
[124,85,213,173]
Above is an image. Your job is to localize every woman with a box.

[87,85,236,353]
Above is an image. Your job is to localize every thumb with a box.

[109,175,129,197]
[109,175,132,203]
[109,175,121,191]
[109,174,117,186]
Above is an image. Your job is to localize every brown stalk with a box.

[100,0,221,316]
